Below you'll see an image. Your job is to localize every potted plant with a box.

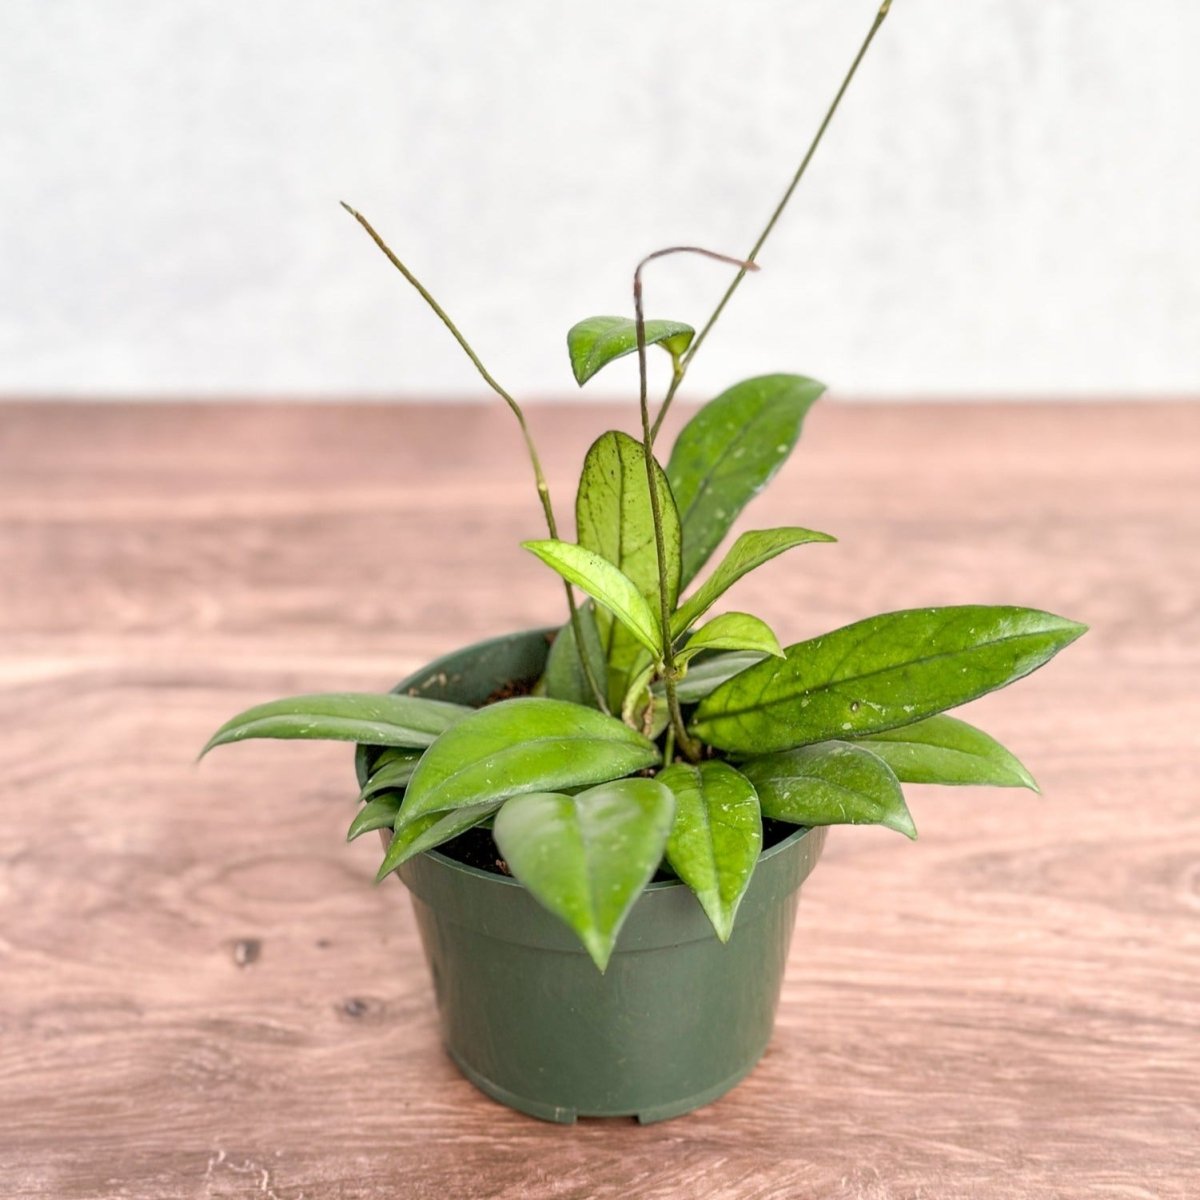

[201,1,1085,1124]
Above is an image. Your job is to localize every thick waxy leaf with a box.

[743,742,916,838]
[541,607,606,708]
[671,527,836,637]
[522,540,663,660]
[376,802,501,880]
[692,606,1087,756]
[396,697,660,830]
[666,375,825,586]
[346,794,403,842]
[493,779,675,970]
[576,430,682,707]
[567,316,694,386]
[200,692,472,757]
[359,749,422,801]
[678,612,783,662]
[670,651,770,704]
[659,761,763,941]
[854,715,1038,790]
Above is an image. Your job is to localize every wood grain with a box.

[1,400,1197,1200]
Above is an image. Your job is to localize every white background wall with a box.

[2,0,1197,401]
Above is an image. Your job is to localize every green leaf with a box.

[632,647,775,732]
[853,715,1038,791]
[376,802,501,880]
[692,606,1088,756]
[200,692,472,758]
[359,749,422,801]
[576,430,682,707]
[396,697,660,830]
[677,612,783,662]
[616,656,670,741]
[621,613,779,733]
[370,747,421,770]
[493,779,675,970]
[742,742,916,839]
[347,794,403,842]
[540,607,606,709]
[666,375,825,586]
[671,527,836,637]
[659,761,763,942]
[669,651,770,704]
[522,539,664,660]
[567,316,695,386]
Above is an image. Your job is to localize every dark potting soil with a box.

[482,675,537,705]
[438,817,805,881]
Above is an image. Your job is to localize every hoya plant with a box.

[201,0,1084,972]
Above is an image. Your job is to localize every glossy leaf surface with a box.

[359,749,423,801]
[855,715,1038,790]
[396,697,660,830]
[540,607,605,708]
[666,375,825,586]
[346,794,402,842]
[743,741,916,838]
[659,761,762,941]
[692,606,1087,756]
[576,430,681,706]
[567,316,694,386]
[522,539,663,660]
[376,802,501,880]
[678,612,783,662]
[200,692,471,757]
[493,779,675,970]
[671,527,835,637]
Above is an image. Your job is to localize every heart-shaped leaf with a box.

[671,527,836,637]
[742,742,916,838]
[376,802,501,880]
[692,606,1088,756]
[346,794,403,842]
[853,715,1038,790]
[659,761,763,941]
[677,612,783,662]
[200,692,472,758]
[540,607,606,709]
[576,430,681,707]
[567,316,695,386]
[359,749,423,801]
[397,697,660,830]
[666,375,825,586]
[493,779,675,970]
[522,540,664,661]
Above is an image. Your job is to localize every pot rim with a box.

[375,624,820,895]
[420,818,818,892]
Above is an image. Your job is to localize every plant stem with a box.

[341,202,609,712]
[649,0,895,442]
[633,247,755,761]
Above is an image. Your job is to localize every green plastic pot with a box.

[358,628,826,1124]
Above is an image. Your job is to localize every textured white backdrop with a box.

[2,0,1197,400]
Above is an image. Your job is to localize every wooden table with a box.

[2,400,1197,1199]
